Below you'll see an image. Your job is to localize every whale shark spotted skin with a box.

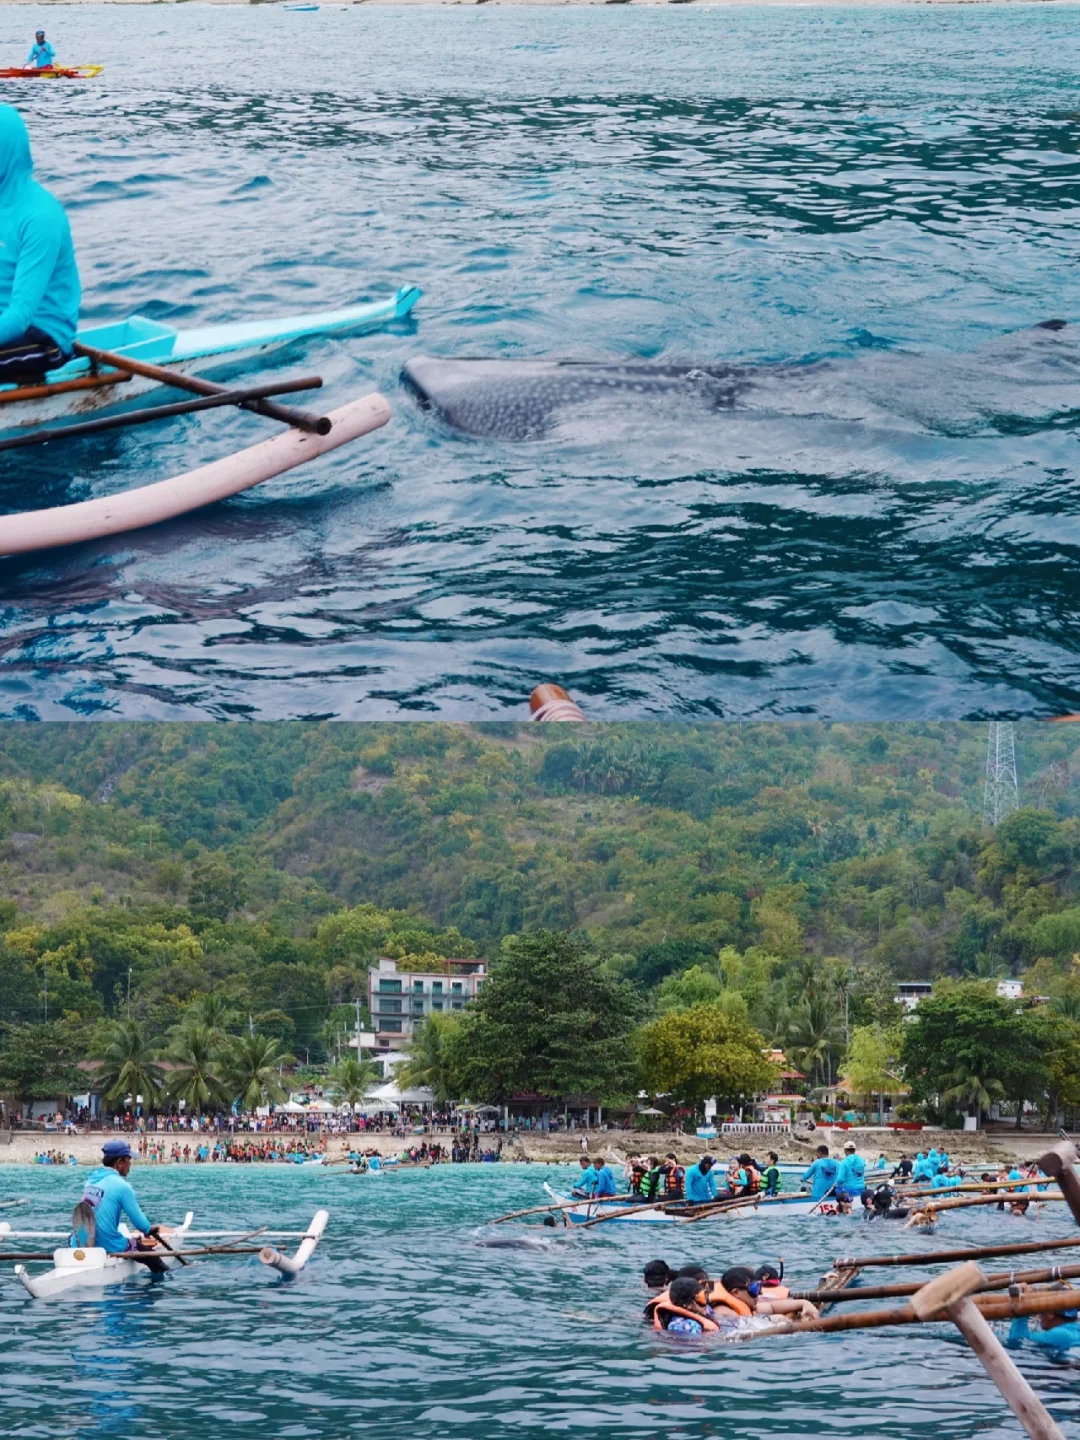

[402,355,764,440]
[402,321,1077,442]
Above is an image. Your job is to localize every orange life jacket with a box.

[760,1282,790,1299]
[664,1164,685,1198]
[742,1166,762,1194]
[649,1292,721,1333]
[706,1283,753,1317]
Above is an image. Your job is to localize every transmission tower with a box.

[983,722,1019,827]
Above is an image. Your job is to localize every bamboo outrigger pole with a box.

[834,1233,1080,1272]
[792,1259,1080,1305]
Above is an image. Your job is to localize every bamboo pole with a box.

[792,1260,1080,1305]
[911,1264,1065,1440]
[834,1233,1080,1272]
[490,1195,639,1224]
[750,1287,1080,1339]
[918,1192,1063,1215]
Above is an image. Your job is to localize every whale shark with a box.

[402,321,1077,442]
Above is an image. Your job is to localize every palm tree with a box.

[223,1033,291,1111]
[184,993,238,1040]
[786,992,843,1088]
[328,1054,382,1108]
[92,1019,165,1108]
[165,1023,229,1115]
[942,1065,1005,1125]
[1052,992,1080,1024]
[398,1013,460,1103]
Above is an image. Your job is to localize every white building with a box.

[894,981,933,1012]
[368,956,486,1051]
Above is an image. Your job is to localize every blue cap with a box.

[103,1138,133,1160]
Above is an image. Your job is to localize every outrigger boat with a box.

[0,286,420,556]
[0,65,103,80]
[542,1182,829,1224]
[0,285,419,438]
[4,1209,328,1299]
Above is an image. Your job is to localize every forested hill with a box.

[0,723,1078,1057]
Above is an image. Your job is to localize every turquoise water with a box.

[2,1163,1080,1437]
[0,6,1079,717]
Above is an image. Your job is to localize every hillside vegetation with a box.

[0,722,1078,1109]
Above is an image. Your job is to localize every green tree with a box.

[940,1065,1004,1124]
[451,931,641,1104]
[91,1018,165,1108]
[165,1023,229,1114]
[188,855,246,922]
[842,1023,901,1124]
[637,1005,777,1111]
[0,1020,87,1108]
[398,1013,462,1103]
[327,1054,382,1108]
[223,1033,290,1110]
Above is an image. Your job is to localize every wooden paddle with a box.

[910,1264,1064,1440]
[72,341,332,435]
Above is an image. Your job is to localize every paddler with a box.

[571,1156,598,1198]
[835,1140,866,1198]
[685,1154,718,1204]
[77,1138,166,1268]
[0,106,80,382]
[593,1158,618,1199]
[25,30,55,69]
[801,1144,839,1201]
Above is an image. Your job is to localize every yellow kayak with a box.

[0,65,104,79]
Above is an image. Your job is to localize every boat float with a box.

[4,1209,328,1298]
[0,65,102,80]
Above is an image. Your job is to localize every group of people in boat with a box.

[644,1258,819,1336]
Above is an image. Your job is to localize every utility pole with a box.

[127,967,132,1011]
[42,954,47,1023]
[983,722,1019,828]
[355,997,362,1058]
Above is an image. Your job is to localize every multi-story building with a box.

[369,956,486,1051]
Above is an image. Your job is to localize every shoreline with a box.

[0,1127,1033,1167]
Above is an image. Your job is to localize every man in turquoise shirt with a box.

[593,1161,617,1198]
[26,31,55,69]
[77,1138,164,1261]
[571,1157,597,1197]
[835,1141,866,1197]
[685,1156,718,1204]
[802,1145,840,1200]
[0,106,80,383]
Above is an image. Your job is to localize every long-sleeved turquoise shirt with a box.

[0,106,80,351]
[836,1153,866,1195]
[26,40,55,68]
[1008,1315,1080,1351]
[572,1165,597,1196]
[685,1163,718,1203]
[594,1164,617,1198]
[802,1156,840,1200]
[79,1166,154,1254]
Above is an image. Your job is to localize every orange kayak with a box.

[0,65,103,79]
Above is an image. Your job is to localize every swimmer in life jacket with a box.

[648,1265,818,1335]
[711,1267,819,1325]
[754,1262,788,1298]
[661,1152,685,1200]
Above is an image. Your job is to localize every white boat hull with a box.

[15,1212,194,1299]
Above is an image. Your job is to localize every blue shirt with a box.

[1008,1316,1080,1351]
[79,1166,153,1254]
[1008,1167,1028,1195]
[26,40,55,69]
[573,1165,597,1196]
[802,1156,840,1200]
[836,1154,866,1195]
[0,107,80,352]
[685,1163,718,1203]
[594,1164,617,1198]
[912,1154,934,1182]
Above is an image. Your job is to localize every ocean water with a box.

[1,1162,1079,1439]
[0,5,1079,718]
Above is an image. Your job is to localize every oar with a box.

[0,376,325,451]
[490,1195,639,1224]
[72,341,332,435]
[834,1233,1080,1272]
[150,1230,188,1267]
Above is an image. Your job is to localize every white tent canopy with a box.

[370,1081,435,1106]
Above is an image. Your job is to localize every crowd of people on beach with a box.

[32,1150,78,1165]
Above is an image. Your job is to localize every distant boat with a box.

[283,5,320,11]
[0,64,103,80]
